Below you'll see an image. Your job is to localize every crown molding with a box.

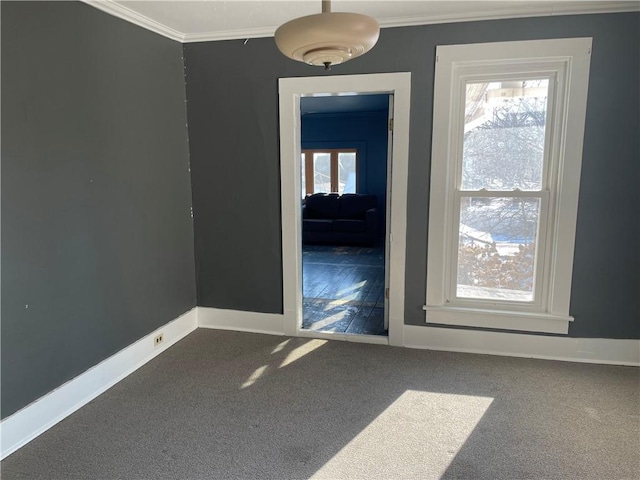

[375,1,640,29]
[81,0,186,42]
[185,27,277,44]
[82,1,639,45]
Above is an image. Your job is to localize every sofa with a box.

[302,193,378,245]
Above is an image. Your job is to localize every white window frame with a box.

[426,38,592,334]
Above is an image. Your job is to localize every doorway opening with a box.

[279,72,411,347]
[300,94,391,337]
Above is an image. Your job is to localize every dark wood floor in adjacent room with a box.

[302,244,387,336]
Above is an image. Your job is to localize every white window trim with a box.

[426,38,592,335]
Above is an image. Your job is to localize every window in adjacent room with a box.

[302,149,358,196]
[425,38,592,334]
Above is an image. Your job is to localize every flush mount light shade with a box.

[274,12,380,68]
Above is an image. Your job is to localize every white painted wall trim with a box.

[278,72,410,348]
[425,306,572,335]
[0,308,197,460]
[197,307,285,336]
[425,38,592,335]
[3,307,636,460]
[404,325,640,366]
[81,0,185,42]
[198,308,389,344]
[297,329,389,346]
[81,0,639,44]
[195,310,638,365]
[373,2,640,30]
[183,2,640,43]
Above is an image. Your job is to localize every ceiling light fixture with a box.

[274,0,380,71]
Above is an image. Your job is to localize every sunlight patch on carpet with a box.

[271,339,291,354]
[310,390,494,479]
[279,339,327,368]
[240,365,269,389]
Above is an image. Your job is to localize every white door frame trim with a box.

[278,72,411,347]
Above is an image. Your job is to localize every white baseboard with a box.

[0,308,198,460]
[197,308,639,365]
[297,329,390,345]
[3,307,636,461]
[197,307,285,336]
[404,325,640,366]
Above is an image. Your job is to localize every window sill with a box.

[424,305,572,334]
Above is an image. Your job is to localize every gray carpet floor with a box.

[2,329,639,480]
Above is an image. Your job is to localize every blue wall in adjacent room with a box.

[301,107,389,237]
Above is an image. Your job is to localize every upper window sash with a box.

[451,71,560,194]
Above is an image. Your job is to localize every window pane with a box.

[338,152,356,194]
[462,79,549,191]
[301,153,306,198]
[313,153,331,193]
[456,196,540,302]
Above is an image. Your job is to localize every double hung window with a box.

[426,39,592,334]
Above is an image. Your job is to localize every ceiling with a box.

[84,1,639,43]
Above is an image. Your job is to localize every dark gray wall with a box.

[185,12,639,339]
[1,2,196,418]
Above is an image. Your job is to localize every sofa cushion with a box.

[305,193,340,219]
[332,219,366,233]
[338,194,377,220]
[303,219,333,232]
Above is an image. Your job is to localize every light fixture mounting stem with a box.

[322,0,331,13]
